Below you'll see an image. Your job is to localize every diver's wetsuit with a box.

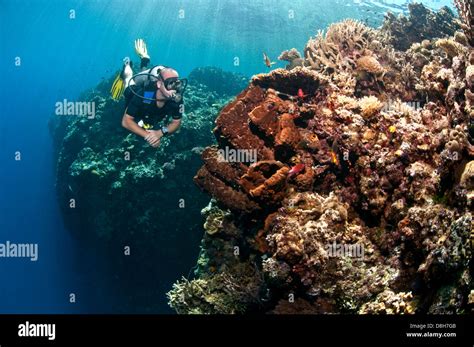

[124,86,183,125]
[122,56,184,126]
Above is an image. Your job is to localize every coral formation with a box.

[201,199,231,235]
[358,96,384,118]
[304,19,376,74]
[170,6,473,314]
[278,48,305,70]
[167,263,264,314]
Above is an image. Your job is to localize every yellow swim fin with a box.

[110,73,125,100]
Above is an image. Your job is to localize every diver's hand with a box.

[145,131,161,148]
[144,130,162,148]
[135,39,150,60]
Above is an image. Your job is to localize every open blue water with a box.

[0,0,455,313]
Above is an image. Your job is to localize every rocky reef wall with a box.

[49,66,248,312]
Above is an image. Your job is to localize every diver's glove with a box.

[135,39,150,59]
[135,39,150,68]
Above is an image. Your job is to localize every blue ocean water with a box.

[0,0,455,313]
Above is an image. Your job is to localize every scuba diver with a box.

[110,39,187,148]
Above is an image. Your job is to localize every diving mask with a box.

[162,76,188,93]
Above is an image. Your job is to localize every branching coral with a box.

[304,19,375,73]
[454,0,474,46]
[303,18,421,100]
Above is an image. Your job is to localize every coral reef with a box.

[170,10,473,314]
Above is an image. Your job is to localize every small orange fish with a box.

[288,163,305,177]
[329,137,342,167]
[330,150,339,166]
[263,52,276,68]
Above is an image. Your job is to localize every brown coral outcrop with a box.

[214,86,274,161]
[194,68,330,216]
[242,161,289,205]
[194,165,260,214]
[252,66,328,96]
